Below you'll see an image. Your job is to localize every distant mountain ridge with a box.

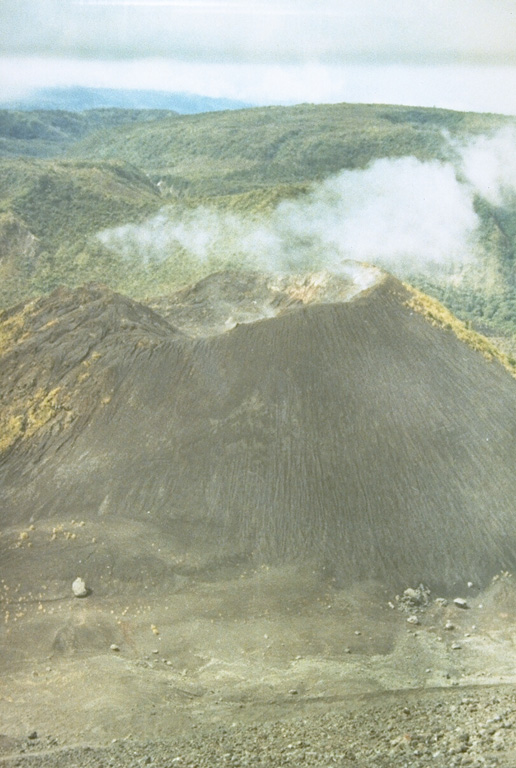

[0,86,252,114]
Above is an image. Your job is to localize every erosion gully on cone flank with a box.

[2,264,516,594]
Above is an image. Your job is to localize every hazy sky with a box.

[2,0,516,112]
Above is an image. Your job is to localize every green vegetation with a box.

[410,277,516,337]
[1,101,516,349]
[0,157,160,251]
[0,384,65,454]
[192,183,311,215]
[66,103,514,195]
[0,156,165,306]
[405,285,516,377]
[0,108,175,158]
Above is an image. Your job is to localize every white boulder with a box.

[72,577,88,598]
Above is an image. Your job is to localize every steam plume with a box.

[98,127,516,282]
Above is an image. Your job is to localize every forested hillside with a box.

[0,108,175,158]
[67,103,514,194]
[1,101,516,343]
[0,158,162,306]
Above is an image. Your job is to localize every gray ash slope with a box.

[2,268,516,591]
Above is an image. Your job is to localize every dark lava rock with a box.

[2,271,516,591]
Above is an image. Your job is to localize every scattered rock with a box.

[110,644,120,652]
[453,598,468,609]
[403,588,422,605]
[407,615,419,625]
[72,577,88,598]
[445,621,455,630]
[27,732,38,740]
[451,643,462,650]
[8,684,516,768]
[399,585,431,611]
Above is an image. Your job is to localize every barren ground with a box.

[2,564,516,767]
[3,270,516,765]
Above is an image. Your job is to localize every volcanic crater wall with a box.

[2,276,516,590]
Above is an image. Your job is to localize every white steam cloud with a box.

[98,127,516,281]
[459,126,516,206]
[272,157,477,271]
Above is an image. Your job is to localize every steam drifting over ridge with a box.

[98,128,516,281]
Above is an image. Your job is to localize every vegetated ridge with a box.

[0,107,177,158]
[2,101,516,341]
[66,102,516,195]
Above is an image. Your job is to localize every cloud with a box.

[273,158,478,272]
[458,127,516,205]
[2,1,516,114]
[2,58,516,116]
[1,0,516,65]
[97,156,478,279]
[98,128,516,283]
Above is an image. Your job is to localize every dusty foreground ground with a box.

[2,564,516,767]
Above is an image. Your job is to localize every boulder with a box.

[72,577,88,598]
